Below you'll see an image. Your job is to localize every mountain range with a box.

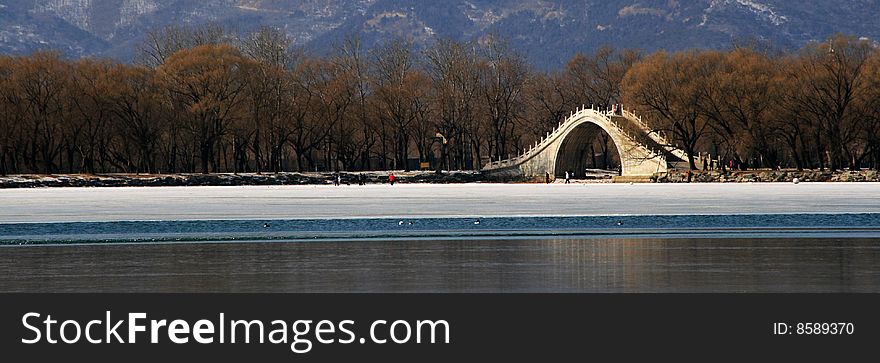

[1,0,878,69]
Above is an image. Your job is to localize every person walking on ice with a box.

[564,170,571,184]
[389,173,396,186]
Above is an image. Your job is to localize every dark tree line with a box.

[623,35,880,171]
[1,27,879,176]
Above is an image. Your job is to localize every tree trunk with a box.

[200,142,210,174]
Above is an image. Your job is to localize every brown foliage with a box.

[159,44,254,173]
[1,30,880,175]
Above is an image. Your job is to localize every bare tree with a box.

[783,35,872,170]
[372,38,429,171]
[566,46,641,108]
[334,34,377,170]
[622,51,712,170]
[0,56,24,175]
[239,27,301,173]
[105,64,169,173]
[139,23,229,67]
[12,52,71,173]
[159,44,253,174]
[479,36,529,162]
[699,49,781,169]
[424,39,482,170]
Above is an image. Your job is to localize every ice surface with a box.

[2,183,879,223]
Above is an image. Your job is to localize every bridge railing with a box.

[620,109,680,149]
[484,105,672,170]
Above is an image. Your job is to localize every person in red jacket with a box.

[389,173,396,185]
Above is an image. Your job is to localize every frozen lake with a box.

[3,183,880,293]
[1,182,879,223]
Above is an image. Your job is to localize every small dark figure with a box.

[474,219,481,225]
[545,172,551,184]
[565,170,571,184]
[616,221,623,226]
[263,223,270,228]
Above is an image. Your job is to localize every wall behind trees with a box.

[1,27,879,175]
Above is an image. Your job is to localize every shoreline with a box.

[0,171,483,189]
[1,169,878,188]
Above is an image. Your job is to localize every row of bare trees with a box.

[0,25,621,175]
[623,35,880,171]
[2,27,879,175]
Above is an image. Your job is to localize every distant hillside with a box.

[2,0,878,69]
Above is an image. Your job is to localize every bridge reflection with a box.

[2,237,876,292]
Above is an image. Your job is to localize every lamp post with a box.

[434,132,448,174]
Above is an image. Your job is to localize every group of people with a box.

[332,173,366,186]
[697,153,760,172]
[332,173,396,186]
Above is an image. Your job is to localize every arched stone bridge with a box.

[482,106,693,180]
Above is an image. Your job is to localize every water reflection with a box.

[1,237,878,292]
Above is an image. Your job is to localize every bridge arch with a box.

[482,107,669,180]
[553,121,621,178]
